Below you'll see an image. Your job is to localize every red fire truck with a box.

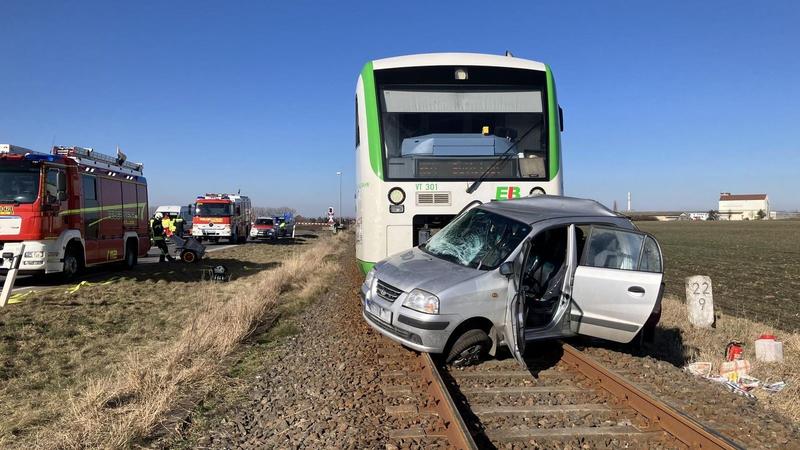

[0,144,150,279]
[191,193,252,244]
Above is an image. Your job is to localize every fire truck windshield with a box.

[0,166,40,204]
[196,202,232,217]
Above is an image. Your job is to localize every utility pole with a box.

[336,171,342,224]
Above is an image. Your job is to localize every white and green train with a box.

[355,53,564,273]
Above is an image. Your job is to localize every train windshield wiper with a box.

[466,122,542,194]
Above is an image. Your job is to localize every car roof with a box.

[479,195,621,225]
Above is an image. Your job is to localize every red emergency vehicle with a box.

[191,193,252,244]
[0,144,150,278]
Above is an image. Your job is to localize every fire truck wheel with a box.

[61,245,82,281]
[124,241,138,269]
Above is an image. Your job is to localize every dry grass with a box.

[658,295,800,422]
[0,241,293,445]
[33,233,346,449]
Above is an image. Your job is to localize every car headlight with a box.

[24,251,45,258]
[403,289,439,314]
[363,268,376,290]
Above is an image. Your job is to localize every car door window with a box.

[639,236,662,273]
[581,227,644,271]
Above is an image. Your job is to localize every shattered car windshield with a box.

[423,208,530,270]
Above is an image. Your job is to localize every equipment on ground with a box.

[167,235,205,263]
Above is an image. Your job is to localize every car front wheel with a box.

[445,329,491,368]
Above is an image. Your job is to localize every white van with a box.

[154,205,193,235]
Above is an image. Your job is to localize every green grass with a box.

[637,220,800,331]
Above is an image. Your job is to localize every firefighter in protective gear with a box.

[279,220,287,236]
[173,214,185,237]
[161,212,176,238]
[152,212,174,262]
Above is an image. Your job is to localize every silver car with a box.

[361,196,664,367]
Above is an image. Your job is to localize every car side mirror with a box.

[499,261,514,276]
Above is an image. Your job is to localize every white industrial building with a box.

[718,193,770,220]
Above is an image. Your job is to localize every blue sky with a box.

[2,1,798,215]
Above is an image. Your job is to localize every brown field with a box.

[637,220,800,331]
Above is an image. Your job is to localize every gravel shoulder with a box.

[173,234,409,449]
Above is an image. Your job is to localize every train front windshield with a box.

[377,67,549,181]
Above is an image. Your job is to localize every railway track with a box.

[378,340,743,449]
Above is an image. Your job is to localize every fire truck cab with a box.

[0,144,150,278]
[192,193,252,244]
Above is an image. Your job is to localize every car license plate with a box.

[366,299,392,324]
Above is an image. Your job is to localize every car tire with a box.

[445,329,491,368]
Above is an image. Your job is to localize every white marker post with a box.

[0,244,25,307]
[685,275,714,328]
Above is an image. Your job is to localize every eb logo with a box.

[495,186,520,200]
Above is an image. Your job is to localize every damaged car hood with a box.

[376,247,486,294]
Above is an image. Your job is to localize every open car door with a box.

[569,226,664,343]
[505,238,532,366]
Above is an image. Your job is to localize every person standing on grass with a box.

[152,212,174,262]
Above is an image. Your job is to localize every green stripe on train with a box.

[361,62,383,179]
[357,259,374,275]
[545,65,560,180]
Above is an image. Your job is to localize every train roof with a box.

[480,195,621,225]
[371,52,547,72]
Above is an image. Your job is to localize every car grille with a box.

[376,280,403,302]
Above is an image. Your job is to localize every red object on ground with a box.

[725,341,744,361]
[758,334,776,340]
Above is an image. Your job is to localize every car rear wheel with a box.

[445,329,491,368]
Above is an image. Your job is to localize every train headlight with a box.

[403,289,439,315]
[529,187,546,196]
[388,187,406,205]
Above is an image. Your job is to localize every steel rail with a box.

[419,352,479,450]
[560,343,743,450]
